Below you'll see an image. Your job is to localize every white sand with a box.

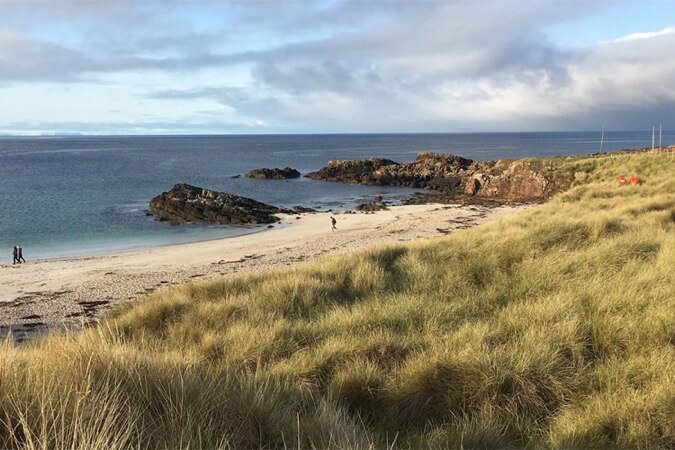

[0,203,528,339]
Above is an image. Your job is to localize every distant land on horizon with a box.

[0,129,670,138]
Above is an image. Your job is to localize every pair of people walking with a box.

[13,245,26,264]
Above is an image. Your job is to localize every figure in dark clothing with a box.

[17,245,25,263]
[12,246,18,264]
[331,216,337,231]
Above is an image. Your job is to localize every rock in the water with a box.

[149,183,290,225]
[246,167,301,179]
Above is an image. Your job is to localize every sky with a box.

[0,0,674,135]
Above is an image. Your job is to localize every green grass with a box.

[2,152,675,448]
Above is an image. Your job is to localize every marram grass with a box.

[2,153,674,449]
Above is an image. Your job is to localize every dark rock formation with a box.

[149,183,290,225]
[305,158,400,185]
[246,167,301,179]
[356,202,389,212]
[307,152,557,202]
[306,153,474,190]
[292,205,317,213]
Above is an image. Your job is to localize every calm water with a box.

[1,132,671,260]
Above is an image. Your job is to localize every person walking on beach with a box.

[17,245,26,263]
[331,216,337,231]
[12,245,19,264]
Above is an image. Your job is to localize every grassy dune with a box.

[2,153,674,449]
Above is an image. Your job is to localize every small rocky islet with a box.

[149,152,563,224]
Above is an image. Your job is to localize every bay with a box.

[0,131,670,259]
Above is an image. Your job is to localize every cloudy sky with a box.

[1,0,674,135]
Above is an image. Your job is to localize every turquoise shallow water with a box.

[0,132,671,260]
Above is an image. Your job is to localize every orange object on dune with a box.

[629,175,639,185]
[617,176,627,186]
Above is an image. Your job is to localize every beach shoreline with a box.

[0,203,529,341]
[4,224,273,265]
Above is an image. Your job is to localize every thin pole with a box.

[659,124,662,151]
[600,124,605,153]
[652,126,655,151]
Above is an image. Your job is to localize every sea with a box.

[1,131,672,260]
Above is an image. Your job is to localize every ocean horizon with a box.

[2,131,672,260]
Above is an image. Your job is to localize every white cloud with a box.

[612,26,675,43]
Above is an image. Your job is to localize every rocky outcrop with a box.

[306,153,476,190]
[471,160,554,200]
[393,152,478,190]
[149,183,290,225]
[308,152,557,202]
[305,158,400,185]
[292,205,317,213]
[356,202,389,212]
[246,167,301,179]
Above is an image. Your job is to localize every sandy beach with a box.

[0,203,527,340]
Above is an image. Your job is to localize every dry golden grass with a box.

[1,152,674,448]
